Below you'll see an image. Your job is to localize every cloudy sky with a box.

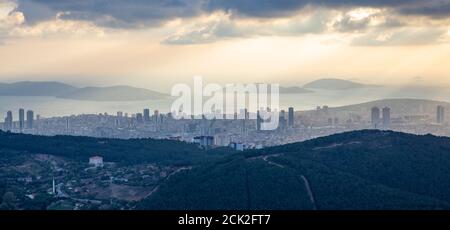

[0,0,449,90]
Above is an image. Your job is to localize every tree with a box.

[0,192,16,210]
[2,192,16,204]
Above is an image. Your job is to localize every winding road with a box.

[260,154,317,210]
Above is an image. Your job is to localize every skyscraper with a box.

[240,108,248,134]
[65,116,70,134]
[437,105,445,124]
[4,111,13,131]
[256,110,262,131]
[26,110,34,129]
[382,107,391,128]
[136,113,144,123]
[143,108,150,122]
[19,108,25,131]
[288,107,294,127]
[279,110,286,131]
[371,107,381,129]
[159,114,164,124]
[154,110,160,124]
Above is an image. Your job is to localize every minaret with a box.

[52,178,56,195]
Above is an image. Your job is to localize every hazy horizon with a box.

[0,77,448,92]
[2,1,450,216]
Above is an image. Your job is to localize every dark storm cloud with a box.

[17,0,204,27]
[14,0,450,28]
[204,0,417,17]
[205,0,449,19]
[399,2,450,19]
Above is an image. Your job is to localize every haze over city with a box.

[3,0,450,219]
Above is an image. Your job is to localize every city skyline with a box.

[2,0,450,220]
[2,98,449,151]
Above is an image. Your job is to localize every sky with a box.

[0,0,449,91]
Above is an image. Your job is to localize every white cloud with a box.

[163,10,333,44]
[9,18,105,38]
[0,0,105,42]
[0,1,448,47]
[162,6,450,46]
[0,0,24,28]
[352,27,448,45]
[0,10,24,28]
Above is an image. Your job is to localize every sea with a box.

[1,86,450,119]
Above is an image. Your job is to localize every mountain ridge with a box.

[303,78,380,90]
[0,81,168,101]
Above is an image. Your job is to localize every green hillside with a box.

[137,130,450,210]
[0,131,232,166]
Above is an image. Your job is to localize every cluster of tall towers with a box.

[256,107,295,131]
[3,109,34,131]
[133,108,163,124]
[372,105,446,128]
[371,106,391,129]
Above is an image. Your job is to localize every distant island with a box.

[0,81,168,101]
[279,86,313,94]
[277,78,379,93]
[303,78,380,90]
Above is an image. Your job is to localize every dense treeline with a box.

[141,157,315,210]
[263,130,450,205]
[0,131,232,166]
[138,130,450,210]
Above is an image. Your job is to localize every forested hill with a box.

[0,131,232,166]
[137,130,450,210]
[3,130,450,210]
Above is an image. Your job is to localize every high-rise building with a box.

[322,105,329,113]
[154,110,160,124]
[159,114,164,124]
[288,107,294,127]
[239,109,248,134]
[4,111,13,131]
[19,108,25,131]
[241,119,246,134]
[26,110,34,129]
[279,110,286,130]
[136,113,144,123]
[65,116,70,134]
[437,106,445,124]
[382,107,391,128]
[143,109,150,122]
[371,107,381,129]
[256,110,262,131]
